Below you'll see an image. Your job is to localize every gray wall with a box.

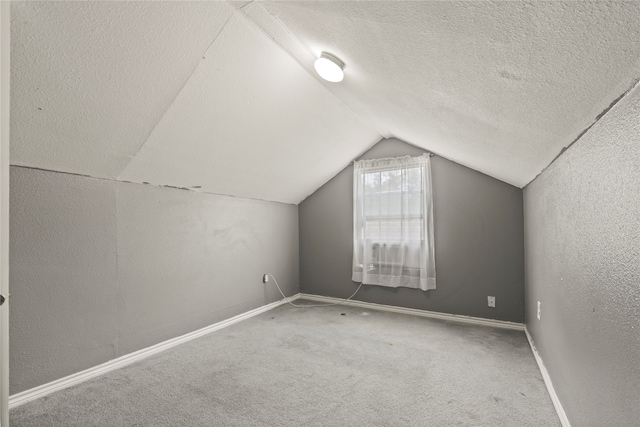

[9,167,299,394]
[524,85,640,425]
[299,138,525,323]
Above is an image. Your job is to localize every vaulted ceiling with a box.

[11,1,640,204]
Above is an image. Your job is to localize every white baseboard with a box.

[8,293,539,412]
[9,295,300,408]
[524,327,571,427]
[298,293,525,331]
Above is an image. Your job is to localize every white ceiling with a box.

[118,12,378,203]
[10,1,640,203]
[10,1,238,178]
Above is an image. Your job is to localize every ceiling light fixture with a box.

[314,52,345,83]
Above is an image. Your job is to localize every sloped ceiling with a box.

[10,1,640,204]
[117,12,379,203]
[10,1,239,178]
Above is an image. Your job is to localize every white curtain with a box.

[352,154,436,290]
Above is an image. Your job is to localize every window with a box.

[352,154,436,290]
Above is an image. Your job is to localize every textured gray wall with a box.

[9,167,298,394]
[10,168,118,395]
[299,138,525,322]
[524,85,640,426]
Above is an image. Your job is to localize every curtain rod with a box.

[352,152,434,164]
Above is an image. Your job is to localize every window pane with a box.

[379,193,402,217]
[361,164,424,243]
[381,169,401,193]
[405,167,422,192]
[364,218,422,241]
[404,218,422,240]
[364,172,379,194]
[404,192,422,216]
[364,195,380,215]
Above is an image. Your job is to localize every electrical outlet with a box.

[537,301,541,320]
[488,296,495,308]
[262,274,269,283]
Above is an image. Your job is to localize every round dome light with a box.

[314,52,345,83]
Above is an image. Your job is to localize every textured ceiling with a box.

[246,1,640,187]
[10,1,238,178]
[10,1,640,203]
[118,12,378,203]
